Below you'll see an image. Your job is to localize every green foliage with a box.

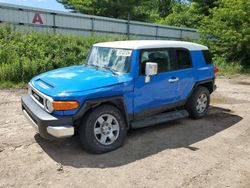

[57,0,193,22]
[0,25,126,84]
[157,2,204,28]
[1,0,250,87]
[157,0,173,18]
[199,0,250,65]
[0,81,26,89]
[157,0,218,28]
[191,0,218,16]
[57,0,218,27]
[57,0,156,21]
[158,0,249,68]
[212,56,246,76]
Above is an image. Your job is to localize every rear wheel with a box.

[79,104,127,154]
[186,86,210,119]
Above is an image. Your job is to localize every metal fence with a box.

[0,2,199,40]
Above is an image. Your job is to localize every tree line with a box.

[57,0,216,23]
[57,0,250,67]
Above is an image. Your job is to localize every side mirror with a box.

[145,62,158,76]
[145,62,158,83]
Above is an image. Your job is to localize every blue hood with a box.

[31,66,130,96]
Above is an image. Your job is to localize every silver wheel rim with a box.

[196,93,208,113]
[94,114,120,145]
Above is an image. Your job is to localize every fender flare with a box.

[187,78,215,100]
[73,96,130,128]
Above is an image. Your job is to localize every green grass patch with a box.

[0,81,26,89]
[213,57,250,76]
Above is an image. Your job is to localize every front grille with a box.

[28,83,54,113]
[31,90,44,106]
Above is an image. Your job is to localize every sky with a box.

[0,0,68,11]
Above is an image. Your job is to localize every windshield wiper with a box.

[102,66,118,75]
[86,64,101,70]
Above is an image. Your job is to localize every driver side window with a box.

[140,49,171,75]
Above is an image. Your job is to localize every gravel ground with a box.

[0,76,250,188]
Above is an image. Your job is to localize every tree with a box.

[191,0,218,16]
[157,2,204,28]
[57,0,186,22]
[158,0,173,17]
[199,0,250,65]
[57,0,155,21]
[157,0,219,28]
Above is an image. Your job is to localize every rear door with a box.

[172,48,195,101]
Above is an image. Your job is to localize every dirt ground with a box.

[1,76,250,188]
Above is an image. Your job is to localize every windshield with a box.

[85,46,132,73]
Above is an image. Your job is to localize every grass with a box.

[0,81,27,89]
[213,57,250,76]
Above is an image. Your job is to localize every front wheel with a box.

[79,104,127,154]
[186,86,210,119]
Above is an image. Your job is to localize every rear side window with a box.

[175,49,192,69]
[202,50,213,64]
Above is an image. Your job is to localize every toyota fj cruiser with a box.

[21,40,218,153]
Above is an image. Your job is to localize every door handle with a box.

[168,77,179,83]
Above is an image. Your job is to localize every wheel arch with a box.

[193,78,215,94]
[73,96,130,129]
[186,78,214,104]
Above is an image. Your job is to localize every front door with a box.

[133,48,179,118]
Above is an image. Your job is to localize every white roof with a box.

[94,40,208,51]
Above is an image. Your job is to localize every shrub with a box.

[0,25,126,83]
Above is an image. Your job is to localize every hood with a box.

[30,66,130,96]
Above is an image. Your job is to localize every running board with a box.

[131,110,189,129]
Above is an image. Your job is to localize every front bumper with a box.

[21,94,74,139]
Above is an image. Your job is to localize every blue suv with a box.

[21,40,218,153]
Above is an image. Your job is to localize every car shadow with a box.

[35,106,242,168]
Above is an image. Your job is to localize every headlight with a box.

[46,99,54,112]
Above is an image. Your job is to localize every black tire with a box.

[186,86,210,119]
[79,104,127,154]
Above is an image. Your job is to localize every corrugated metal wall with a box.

[0,2,199,40]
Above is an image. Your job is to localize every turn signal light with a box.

[52,101,79,110]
